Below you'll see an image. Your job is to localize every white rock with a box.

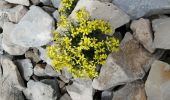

[70,0,130,35]
[4,0,30,6]
[131,18,155,53]
[152,18,170,49]
[7,5,28,23]
[15,59,33,81]
[145,60,170,100]
[10,6,55,47]
[60,93,72,100]
[0,56,25,100]
[23,80,57,100]
[66,79,93,100]
[30,0,40,5]
[45,65,61,77]
[38,47,52,65]
[2,22,29,55]
[51,0,61,8]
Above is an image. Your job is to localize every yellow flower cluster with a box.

[48,7,119,78]
[59,0,77,16]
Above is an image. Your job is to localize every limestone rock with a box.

[145,60,170,100]
[112,81,146,100]
[38,47,52,65]
[2,22,29,55]
[10,6,55,47]
[15,59,33,81]
[0,56,25,100]
[112,0,170,19]
[66,79,93,100]
[60,93,72,100]
[4,0,30,6]
[92,32,163,90]
[51,0,61,8]
[70,0,130,35]
[152,17,170,49]
[131,18,155,53]
[0,0,13,9]
[23,80,58,100]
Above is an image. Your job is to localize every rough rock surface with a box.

[112,0,170,19]
[23,80,58,100]
[145,60,170,100]
[4,0,30,6]
[2,22,29,55]
[112,81,146,100]
[152,17,170,49]
[15,59,33,81]
[92,32,163,90]
[0,56,25,100]
[70,0,130,35]
[0,0,13,9]
[131,18,155,53]
[10,6,55,47]
[66,79,93,100]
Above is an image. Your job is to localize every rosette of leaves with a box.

[48,8,119,79]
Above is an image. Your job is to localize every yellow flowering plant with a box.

[48,5,119,78]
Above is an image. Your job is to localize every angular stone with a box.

[92,32,163,90]
[4,0,30,6]
[7,5,28,23]
[0,56,25,100]
[152,18,170,49]
[2,22,29,55]
[60,93,72,100]
[112,81,146,100]
[15,59,33,81]
[10,6,55,47]
[23,80,58,100]
[51,0,61,8]
[53,10,60,21]
[70,0,130,35]
[40,0,52,6]
[145,60,170,100]
[25,48,41,63]
[30,0,40,5]
[66,79,93,100]
[131,18,155,53]
[38,47,52,65]
[0,0,13,9]
[112,0,170,19]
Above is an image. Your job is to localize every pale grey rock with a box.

[70,0,130,35]
[92,32,163,90]
[34,64,60,77]
[131,18,155,53]
[15,59,33,81]
[66,79,93,100]
[0,56,25,100]
[23,80,57,100]
[112,81,146,100]
[152,18,170,49]
[145,60,170,100]
[51,0,61,8]
[2,22,29,55]
[101,91,113,100]
[0,0,13,9]
[53,10,60,21]
[7,5,28,23]
[10,6,55,47]
[60,93,72,100]
[38,47,52,65]
[4,0,30,6]
[42,6,56,14]
[0,34,3,54]
[112,0,170,19]
[0,9,9,28]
